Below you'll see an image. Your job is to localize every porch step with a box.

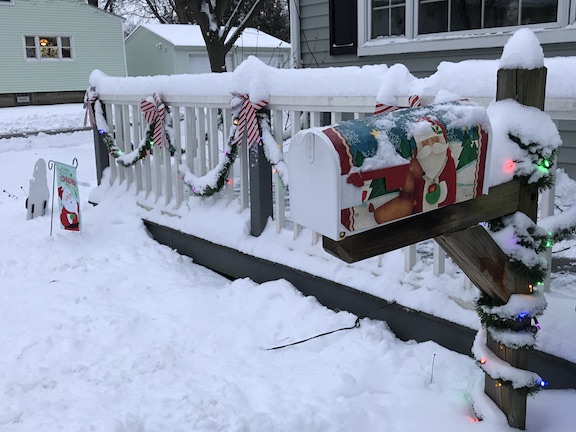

[144,219,576,391]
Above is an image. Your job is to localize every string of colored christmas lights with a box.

[94,99,175,167]
[473,328,548,395]
[472,123,559,395]
[178,112,288,197]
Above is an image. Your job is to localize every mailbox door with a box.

[288,131,342,240]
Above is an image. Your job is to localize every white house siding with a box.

[296,0,576,178]
[126,28,177,76]
[0,0,126,97]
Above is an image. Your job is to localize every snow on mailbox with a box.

[288,100,491,241]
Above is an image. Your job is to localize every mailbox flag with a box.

[55,162,81,232]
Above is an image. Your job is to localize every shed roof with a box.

[132,24,289,49]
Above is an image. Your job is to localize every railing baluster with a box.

[185,107,196,174]
[113,104,126,185]
[209,108,219,169]
[310,111,321,128]
[272,109,285,233]
[404,245,416,272]
[104,103,117,186]
[223,108,234,205]
[331,111,342,124]
[240,126,249,211]
[121,104,133,190]
[163,132,173,207]
[172,105,184,209]
[153,117,163,203]
[197,107,207,176]
[291,110,303,239]
[131,104,143,195]
[140,107,152,199]
[433,241,445,276]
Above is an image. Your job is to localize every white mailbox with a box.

[288,100,492,241]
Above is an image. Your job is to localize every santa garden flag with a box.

[55,162,81,231]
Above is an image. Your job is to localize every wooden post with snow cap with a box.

[488,31,546,430]
[439,29,546,430]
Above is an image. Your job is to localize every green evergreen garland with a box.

[95,100,176,167]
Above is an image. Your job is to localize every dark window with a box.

[416,0,559,35]
[372,0,406,38]
[329,0,358,55]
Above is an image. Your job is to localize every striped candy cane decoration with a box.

[83,86,98,127]
[374,95,421,115]
[233,94,268,148]
[141,93,167,148]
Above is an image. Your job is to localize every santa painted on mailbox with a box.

[412,118,456,212]
[58,185,80,231]
[368,117,456,224]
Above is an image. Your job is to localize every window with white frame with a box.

[24,36,73,60]
[369,0,561,40]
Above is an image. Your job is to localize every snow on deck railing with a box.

[89,56,576,280]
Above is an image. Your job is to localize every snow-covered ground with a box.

[1,104,576,431]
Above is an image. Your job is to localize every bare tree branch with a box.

[224,0,264,51]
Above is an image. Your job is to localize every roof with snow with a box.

[133,24,289,49]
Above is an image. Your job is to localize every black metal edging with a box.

[144,219,576,390]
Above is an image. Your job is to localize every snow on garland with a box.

[471,96,564,394]
[88,89,176,167]
[489,212,550,285]
[476,290,546,347]
[178,94,288,197]
[472,329,548,395]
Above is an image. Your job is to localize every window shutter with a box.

[329,0,357,55]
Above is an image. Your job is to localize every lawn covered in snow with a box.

[1,97,576,432]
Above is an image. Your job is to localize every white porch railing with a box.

[92,92,574,285]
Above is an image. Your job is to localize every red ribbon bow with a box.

[83,87,98,128]
[141,93,167,148]
[375,95,421,115]
[232,94,268,148]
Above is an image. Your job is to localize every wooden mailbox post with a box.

[322,66,547,430]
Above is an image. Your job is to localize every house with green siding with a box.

[125,24,290,76]
[0,0,126,107]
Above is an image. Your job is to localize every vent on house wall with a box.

[15,93,32,104]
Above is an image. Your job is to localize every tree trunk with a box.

[206,38,229,73]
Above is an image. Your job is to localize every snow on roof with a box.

[138,24,289,49]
